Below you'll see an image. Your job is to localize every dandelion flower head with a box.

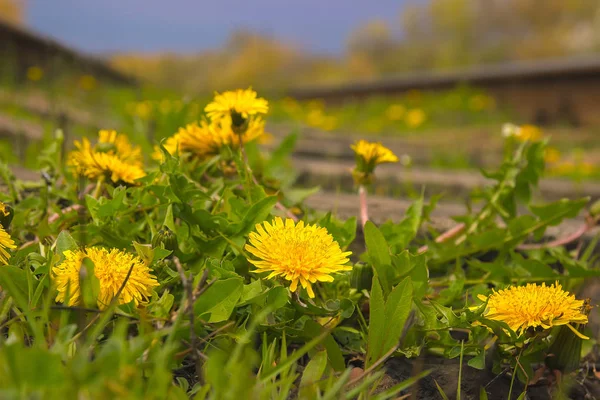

[502,123,542,142]
[351,140,398,185]
[205,88,268,122]
[478,282,588,338]
[405,108,426,128]
[68,130,145,184]
[351,140,398,167]
[153,117,265,161]
[245,217,352,298]
[0,226,16,265]
[53,247,158,309]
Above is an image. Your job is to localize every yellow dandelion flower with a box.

[245,217,352,298]
[478,282,588,339]
[53,247,158,309]
[0,226,16,265]
[153,117,265,162]
[78,75,97,91]
[212,115,265,147]
[502,123,542,142]
[351,140,398,166]
[134,101,153,120]
[350,139,398,185]
[97,130,143,164]
[544,147,561,164]
[468,94,495,111]
[386,104,406,121]
[205,88,268,122]
[68,131,145,185]
[517,124,542,142]
[26,66,43,82]
[405,108,426,128]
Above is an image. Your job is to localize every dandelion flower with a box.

[386,104,406,121]
[26,66,43,82]
[544,147,561,164]
[78,75,97,91]
[53,247,158,309]
[351,140,398,166]
[205,88,268,122]
[153,117,265,162]
[245,217,352,298]
[351,140,398,185]
[97,130,143,165]
[405,108,426,128]
[501,123,542,142]
[0,226,16,265]
[478,282,588,339]
[68,130,145,184]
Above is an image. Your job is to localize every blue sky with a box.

[27,0,412,55]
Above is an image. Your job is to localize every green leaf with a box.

[194,278,243,323]
[381,277,413,358]
[55,231,78,262]
[238,280,263,304]
[265,286,289,309]
[149,291,175,319]
[364,221,393,295]
[434,379,450,400]
[133,241,154,266]
[3,345,66,388]
[80,257,101,309]
[233,195,278,236]
[394,197,423,249]
[479,387,489,400]
[266,132,298,170]
[163,204,176,232]
[304,320,345,372]
[468,349,486,370]
[299,350,328,397]
[207,259,241,280]
[0,265,28,303]
[530,198,588,226]
[366,276,385,367]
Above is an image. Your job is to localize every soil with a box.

[384,355,600,400]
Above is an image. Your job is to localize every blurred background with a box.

[1,0,599,184]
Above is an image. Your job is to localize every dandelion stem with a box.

[359,185,369,228]
[517,214,598,250]
[418,223,466,254]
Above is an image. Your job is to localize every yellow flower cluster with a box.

[351,139,398,185]
[479,282,588,339]
[245,217,352,298]
[68,130,145,185]
[53,247,158,309]
[155,88,268,162]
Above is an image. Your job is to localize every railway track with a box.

[287,56,600,126]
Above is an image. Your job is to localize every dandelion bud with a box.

[152,227,178,252]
